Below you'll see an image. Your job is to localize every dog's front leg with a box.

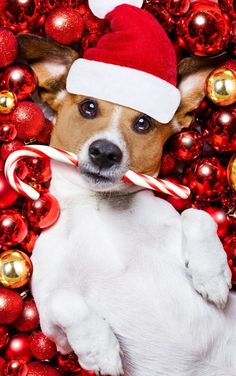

[181,208,232,308]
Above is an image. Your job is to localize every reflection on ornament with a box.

[2,359,28,376]
[206,68,236,106]
[227,154,236,191]
[0,91,17,114]
[0,250,32,289]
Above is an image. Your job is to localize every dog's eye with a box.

[79,99,98,119]
[133,115,154,134]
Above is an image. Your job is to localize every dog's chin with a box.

[79,167,125,192]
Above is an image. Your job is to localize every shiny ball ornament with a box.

[17,157,51,184]
[166,0,190,16]
[0,28,18,68]
[168,130,204,161]
[182,157,227,202]
[13,299,39,332]
[30,331,57,361]
[0,287,23,324]
[20,230,38,254]
[227,154,236,191]
[23,193,60,230]
[176,1,230,56]
[45,8,85,45]
[0,64,38,101]
[159,152,177,176]
[0,325,9,349]
[166,193,192,212]
[203,104,236,152]
[204,207,230,238]
[0,211,28,246]
[0,172,19,209]
[0,357,6,373]
[144,1,175,33]
[57,353,81,373]
[36,118,53,145]
[0,122,17,142]
[2,359,28,376]
[219,0,235,16]
[5,334,32,363]
[11,102,45,141]
[223,233,236,285]
[27,362,61,376]
[205,68,236,106]
[0,140,24,161]
[0,91,17,115]
[0,250,32,289]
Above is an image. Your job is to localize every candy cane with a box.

[4,145,190,200]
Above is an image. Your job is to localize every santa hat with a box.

[66,0,180,124]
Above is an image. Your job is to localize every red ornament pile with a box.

[0,0,235,374]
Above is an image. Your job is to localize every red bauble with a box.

[13,299,40,332]
[168,130,204,161]
[2,359,28,376]
[23,193,60,230]
[0,210,28,246]
[27,362,61,376]
[204,207,230,238]
[223,233,236,285]
[20,230,39,254]
[30,331,57,361]
[166,0,190,16]
[5,334,32,363]
[11,102,45,141]
[176,1,230,56]
[0,140,24,161]
[0,357,6,373]
[202,104,236,152]
[36,118,53,145]
[0,325,9,349]
[144,1,175,33]
[0,64,38,101]
[159,152,177,176]
[57,353,81,373]
[0,122,17,142]
[0,172,19,209]
[166,193,192,212]
[45,8,85,45]
[81,33,102,51]
[0,28,18,68]
[182,157,227,202]
[17,157,51,184]
[219,0,236,17]
[0,287,23,324]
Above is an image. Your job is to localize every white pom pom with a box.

[88,0,143,19]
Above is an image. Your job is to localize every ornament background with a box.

[0,0,235,375]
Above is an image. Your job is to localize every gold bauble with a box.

[205,68,236,106]
[0,250,33,289]
[227,154,236,192]
[0,90,17,114]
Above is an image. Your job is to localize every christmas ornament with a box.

[0,357,5,373]
[0,91,17,115]
[176,1,230,56]
[27,362,61,376]
[30,331,57,361]
[45,8,85,45]
[166,0,190,16]
[0,250,33,289]
[0,326,9,350]
[219,0,236,18]
[223,233,236,285]
[17,157,51,184]
[202,104,236,152]
[23,193,60,230]
[227,154,236,191]
[205,68,236,106]
[11,102,45,141]
[0,64,38,101]
[166,193,192,211]
[1,140,24,161]
[204,207,230,238]
[143,1,175,34]
[2,359,28,376]
[5,334,33,363]
[0,172,19,209]
[36,119,53,145]
[13,299,39,332]
[20,230,39,254]
[0,287,23,324]
[0,210,28,246]
[81,33,102,51]
[57,353,81,373]
[0,122,17,142]
[168,130,204,161]
[0,28,18,68]
[159,152,178,176]
[182,157,227,202]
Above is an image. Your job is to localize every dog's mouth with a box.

[81,169,113,183]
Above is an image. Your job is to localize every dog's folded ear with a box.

[17,34,79,109]
[173,53,227,130]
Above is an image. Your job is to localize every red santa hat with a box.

[66,0,180,124]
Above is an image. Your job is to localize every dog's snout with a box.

[89,139,123,169]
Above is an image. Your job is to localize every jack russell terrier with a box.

[17,1,235,375]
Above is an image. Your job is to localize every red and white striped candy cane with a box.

[4,145,190,200]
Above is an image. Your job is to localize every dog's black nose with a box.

[89,139,123,169]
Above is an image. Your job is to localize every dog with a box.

[17,33,236,376]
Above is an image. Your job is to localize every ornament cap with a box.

[88,0,143,18]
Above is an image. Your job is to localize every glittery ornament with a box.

[30,331,57,361]
[0,326,9,350]
[0,28,18,69]
[0,287,23,324]
[0,140,24,161]
[27,362,61,376]
[0,250,32,289]
[205,68,236,106]
[57,352,81,373]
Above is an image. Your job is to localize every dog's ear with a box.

[173,53,227,130]
[17,34,79,109]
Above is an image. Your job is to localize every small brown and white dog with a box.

[17,31,236,376]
